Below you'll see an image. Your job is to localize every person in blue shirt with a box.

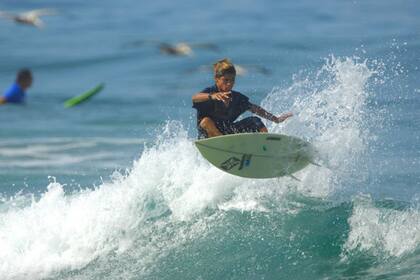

[0,69,33,104]
[192,58,292,138]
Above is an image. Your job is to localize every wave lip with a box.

[344,194,420,258]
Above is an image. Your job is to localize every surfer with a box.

[0,69,33,105]
[192,58,292,138]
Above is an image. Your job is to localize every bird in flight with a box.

[125,40,220,56]
[0,8,57,28]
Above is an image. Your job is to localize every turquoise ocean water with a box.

[0,0,419,279]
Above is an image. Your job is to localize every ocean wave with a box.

[344,194,420,258]
[0,56,385,279]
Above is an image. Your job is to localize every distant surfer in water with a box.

[0,69,33,105]
[192,58,292,138]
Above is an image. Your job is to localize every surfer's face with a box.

[20,75,33,90]
[216,74,235,92]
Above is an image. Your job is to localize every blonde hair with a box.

[213,58,236,78]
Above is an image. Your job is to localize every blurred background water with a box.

[0,0,419,279]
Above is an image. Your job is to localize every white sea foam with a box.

[0,178,142,279]
[0,123,231,279]
[344,194,420,258]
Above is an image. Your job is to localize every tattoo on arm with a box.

[250,104,276,121]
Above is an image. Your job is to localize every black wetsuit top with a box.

[193,85,267,138]
[192,85,252,125]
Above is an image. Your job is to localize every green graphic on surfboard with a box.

[195,133,316,178]
[64,83,105,108]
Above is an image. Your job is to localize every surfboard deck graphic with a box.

[195,133,315,178]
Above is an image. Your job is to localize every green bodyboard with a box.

[64,83,104,108]
[195,133,315,178]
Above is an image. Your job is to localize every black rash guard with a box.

[193,85,265,138]
[192,85,252,123]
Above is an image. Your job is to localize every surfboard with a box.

[64,83,105,108]
[195,133,315,178]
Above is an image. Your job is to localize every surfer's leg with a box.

[199,117,223,138]
[232,116,267,133]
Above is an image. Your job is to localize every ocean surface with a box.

[0,0,419,279]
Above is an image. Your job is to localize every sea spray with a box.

[262,56,375,196]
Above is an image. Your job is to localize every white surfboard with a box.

[195,133,315,178]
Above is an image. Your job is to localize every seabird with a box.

[125,40,219,56]
[0,8,56,28]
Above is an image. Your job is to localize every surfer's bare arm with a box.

[192,92,231,104]
[249,104,293,123]
[0,97,6,105]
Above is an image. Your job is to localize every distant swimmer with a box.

[0,8,56,28]
[0,69,33,105]
[125,40,219,56]
[192,58,292,138]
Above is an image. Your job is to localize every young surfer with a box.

[192,58,292,138]
[0,69,33,105]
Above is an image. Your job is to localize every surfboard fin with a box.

[288,174,301,181]
[308,160,321,167]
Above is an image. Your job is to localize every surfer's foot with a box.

[259,127,268,133]
[199,117,222,138]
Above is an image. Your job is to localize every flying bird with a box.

[0,8,57,28]
[125,40,220,56]
[159,42,194,56]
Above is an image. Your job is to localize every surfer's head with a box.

[214,58,236,92]
[16,68,33,90]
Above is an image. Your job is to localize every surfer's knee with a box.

[199,117,222,137]
[199,117,215,129]
[259,127,268,133]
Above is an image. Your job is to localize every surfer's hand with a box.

[212,92,231,105]
[275,112,293,123]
